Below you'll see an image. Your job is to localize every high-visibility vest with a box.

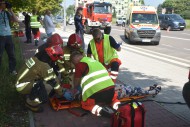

[90,34,118,65]
[30,15,41,28]
[80,57,114,101]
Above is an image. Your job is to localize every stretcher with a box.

[50,80,161,111]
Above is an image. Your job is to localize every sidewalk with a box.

[20,28,190,127]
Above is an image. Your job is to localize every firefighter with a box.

[87,28,121,82]
[35,33,65,76]
[15,45,64,112]
[61,33,84,85]
[69,52,120,117]
[30,9,42,46]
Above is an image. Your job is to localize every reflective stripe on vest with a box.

[90,34,118,65]
[80,57,114,101]
[30,15,41,28]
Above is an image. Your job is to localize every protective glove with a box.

[63,90,74,101]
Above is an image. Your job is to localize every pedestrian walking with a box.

[43,10,55,37]
[22,12,31,43]
[0,0,18,75]
[74,7,85,50]
[30,9,42,46]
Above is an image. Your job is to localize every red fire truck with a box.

[82,1,112,34]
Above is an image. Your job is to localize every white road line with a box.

[162,35,190,41]
[111,29,124,32]
[121,45,190,68]
[122,44,190,63]
[184,48,190,51]
[161,44,173,47]
[182,33,190,35]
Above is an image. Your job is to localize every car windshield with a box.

[168,15,183,20]
[94,5,112,14]
[132,13,158,24]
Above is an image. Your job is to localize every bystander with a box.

[0,0,18,75]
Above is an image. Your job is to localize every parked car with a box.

[55,16,64,23]
[158,14,186,31]
[116,17,126,26]
[68,17,74,25]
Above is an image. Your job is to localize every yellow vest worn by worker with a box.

[80,57,114,101]
[90,34,118,65]
[15,57,61,94]
[30,15,41,28]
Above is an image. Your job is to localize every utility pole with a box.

[75,0,78,11]
[63,0,67,31]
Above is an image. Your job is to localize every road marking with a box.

[184,48,190,51]
[122,44,190,63]
[182,33,190,35]
[111,29,124,32]
[161,44,173,47]
[162,35,190,41]
[121,45,190,68]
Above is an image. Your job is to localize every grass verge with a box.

[0,36,29,127]
[185,19,190,29]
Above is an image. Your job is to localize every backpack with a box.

[111,100,146,127]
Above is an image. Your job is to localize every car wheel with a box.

[84,22,91,34]
[122,22,125,27]
[180,28,184,31]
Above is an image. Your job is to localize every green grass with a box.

[0,37,29,127]
[185,19,190,29]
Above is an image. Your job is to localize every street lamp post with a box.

[63,0,67,31]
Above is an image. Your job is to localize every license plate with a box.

[180,26,184,27]
[142,39,151,42]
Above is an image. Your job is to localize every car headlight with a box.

[173,21,179,25]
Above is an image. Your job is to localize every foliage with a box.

[185,19,190,28]
[112,7,116,18]
[8,0,62,15]
[181,11,190,19]
[162,0,190,15]
[140,0,145,5]
[66,5,75,18]
[0,37,28,126]
[157,4,162,14]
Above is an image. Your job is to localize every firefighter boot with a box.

[99,106,115,118]
[25,103,43,113]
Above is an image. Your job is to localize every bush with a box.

[181,11,190,19]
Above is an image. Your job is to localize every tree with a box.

[66,5,75,18]
[140,0,145,5]
[8,0,62,15]
[157,4,162,14]
[162,0,190,15]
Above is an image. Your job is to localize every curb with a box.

[29,111,35,127]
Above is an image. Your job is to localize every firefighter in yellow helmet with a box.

[15,45,64,112]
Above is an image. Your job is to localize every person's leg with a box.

[25,27,31,43]
[77,30,85,51]
[183,81,190,109]
[4,36,16,74]
[110,61,120,82]
[32,28,39,46]
[0,36,5,68]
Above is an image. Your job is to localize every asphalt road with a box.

[110,25,190,61]
[65,24,190,68]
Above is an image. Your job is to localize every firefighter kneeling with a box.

[66,52,121,117]
[15,45,64,113]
